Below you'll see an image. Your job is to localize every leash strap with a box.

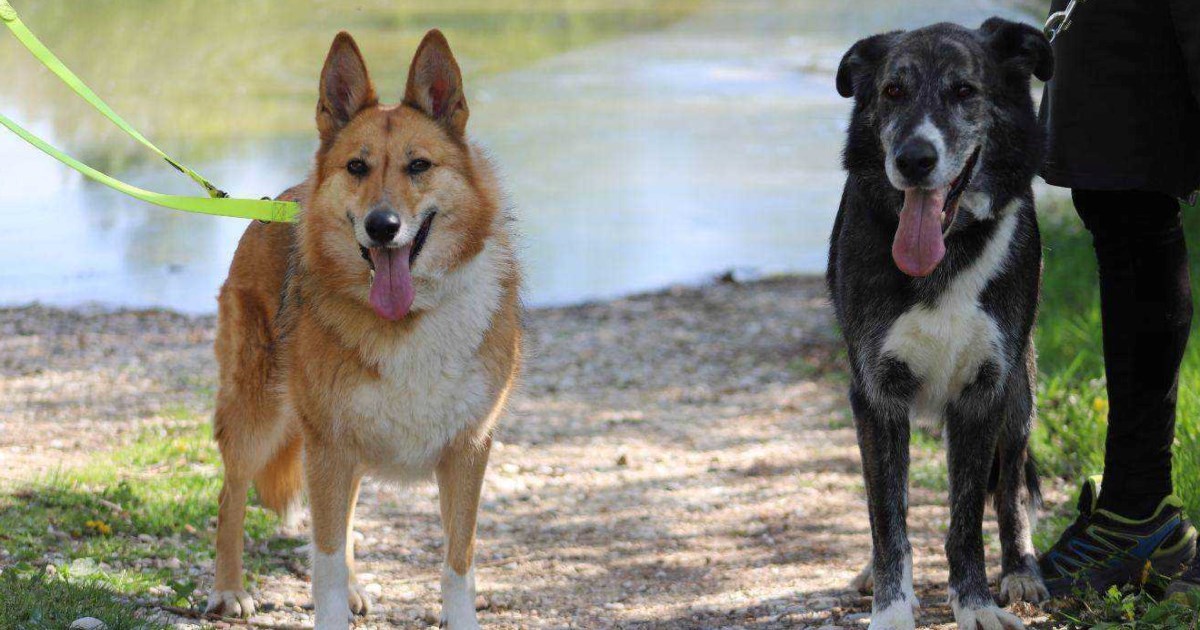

[0,114,298,222]
[0,0,299,222]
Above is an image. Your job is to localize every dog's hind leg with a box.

[850,385,919,630]
[209,472,256,617]
[944,380,1027,630]
[851,559,875,593]
[994,366,1048,605]
[343,475,370,616]
[436,433,492,630]
[208,287,293,618]
[208,397,292,618]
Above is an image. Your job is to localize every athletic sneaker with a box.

[1167,554,1200,600]
[1039,476,1198,597]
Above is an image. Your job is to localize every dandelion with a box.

[1092,397,1109,414]
[84,519,113,536]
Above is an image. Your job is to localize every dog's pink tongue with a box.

[892,188,947,277]
[368,246,415,321]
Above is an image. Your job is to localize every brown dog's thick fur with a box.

[206,30,520,629]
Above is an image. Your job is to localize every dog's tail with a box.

[1024,454,1043,510]
[254,434,304,521]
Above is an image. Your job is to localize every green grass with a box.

[0,415,304,625]
[1050,584,1200,629]
[0,571,166,630]
[910,430,951,493]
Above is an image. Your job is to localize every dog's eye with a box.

[883,84,905,100]
[346,158,369,176]
[954,84,977,99]
[407,159,432,175]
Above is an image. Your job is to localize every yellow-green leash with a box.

[0,0,298,223]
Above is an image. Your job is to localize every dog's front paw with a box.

[867,596,918,630]
[439,611,482,630]
[348,582,371,616]
[439,564,480,629]
[441,612,482,624]
[999,571,1049,605]
[952,602,1026,630]
[206,589,256,618]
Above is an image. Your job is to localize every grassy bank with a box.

[0,415,297,628]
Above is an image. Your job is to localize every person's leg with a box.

[1039,191,1198,596]
[1072,189,1192,519]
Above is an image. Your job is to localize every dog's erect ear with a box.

[404,30,469,136]
[836,31,902,98]
[980,18,1054,82]
[317,32,379,144]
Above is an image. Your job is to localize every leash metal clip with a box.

[1045,0,1087,44]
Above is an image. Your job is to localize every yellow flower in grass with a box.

[84,519,113,536]
[1092,397,1109,414]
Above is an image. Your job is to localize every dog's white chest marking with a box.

[881,207,1018,413]
[346,243,504,477]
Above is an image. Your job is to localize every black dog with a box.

[828,18,1053,630]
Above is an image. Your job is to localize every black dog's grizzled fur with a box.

[828,18,1053,630]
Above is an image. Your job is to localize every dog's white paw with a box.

[851,561,874,593]
[313,606,356,630]
[867,595,918,630]
[348,581,371,616]
[999,572,1049,605]
[312,549,355,628]
[313,615,352,630]
[205,589,256,618]
[440,610,482,630]
[952,602,1026,630]
[440,564,480,629]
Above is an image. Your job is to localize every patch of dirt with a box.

[0,306,216,486]
[0,277,1062,629]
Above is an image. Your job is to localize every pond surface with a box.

[0,0,1030,313]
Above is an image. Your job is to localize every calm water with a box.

[0,0,1029,313]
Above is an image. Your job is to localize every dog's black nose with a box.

[364,209,401,244]
[895,140,938,181]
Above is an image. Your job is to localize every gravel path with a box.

[0,276,1058,629]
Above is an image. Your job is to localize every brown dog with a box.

[205,30,520,630]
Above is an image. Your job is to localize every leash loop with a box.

[1044,0,1088,44]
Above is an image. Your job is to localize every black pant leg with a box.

[1072,189,1192,519]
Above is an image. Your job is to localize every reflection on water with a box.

[0,0,1026,313]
